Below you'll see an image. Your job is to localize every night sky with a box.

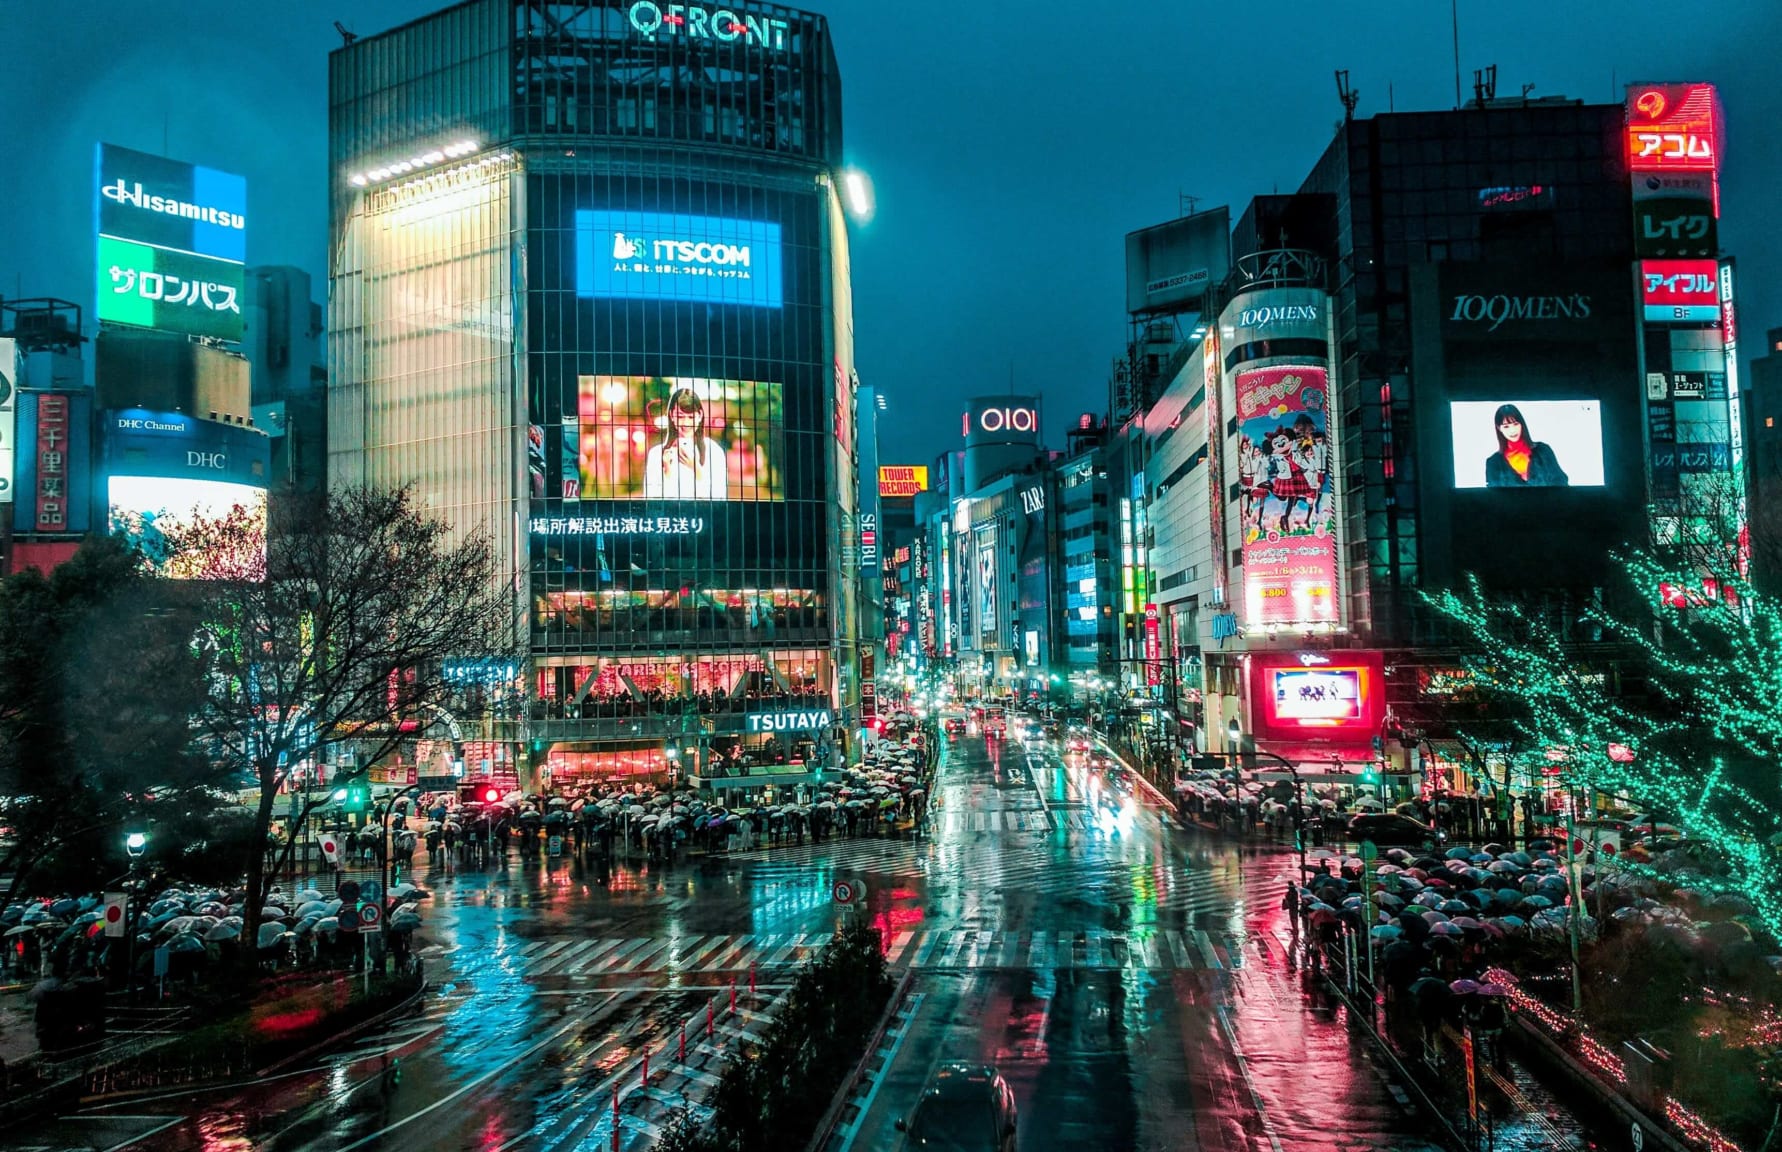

[4,0,1779,465]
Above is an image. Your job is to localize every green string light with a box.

[1425,550,1782,940]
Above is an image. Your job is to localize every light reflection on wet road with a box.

[12,726,1459,1151]
[844,730,1445,1152]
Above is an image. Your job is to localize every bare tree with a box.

[167,485,516,963]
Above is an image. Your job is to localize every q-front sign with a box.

[745,708,834,734]
[627,2,791,51]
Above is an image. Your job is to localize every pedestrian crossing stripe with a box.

[509,928,1237,974]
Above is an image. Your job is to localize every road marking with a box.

[909,930,946,968]
[1166,930,1192,968]
[534,938,601,975]
[885,930,916,965]
[699,935,756,972]
[1193,928,1224,970]
[337,992,629,1152]
[1028,930,1049,969]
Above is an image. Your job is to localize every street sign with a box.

[358,880,383,905]
[338,907,361,931]
[357,903,382,933]
[337,879,361,903]
[1359,839,1378,865]
[1461,1027,1478,1124]
[831,879,860,906]
[153,945,170,979]
[1630,1122,1644,1151]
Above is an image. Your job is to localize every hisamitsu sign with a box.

[744,709,833,733]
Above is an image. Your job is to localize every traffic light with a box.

[343,780,370,814]
[481,785,501,804]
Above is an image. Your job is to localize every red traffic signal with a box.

[481,786,500,803]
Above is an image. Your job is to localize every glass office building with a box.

[328,0,859,788]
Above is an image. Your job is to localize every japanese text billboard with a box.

[96,143,246,341]
[1234,366,1339,627]
[1625,84,1721,175]
[573,375,784,502]
[1640,259,1720,324]
[575,210,782,308]
[11,392,93,535]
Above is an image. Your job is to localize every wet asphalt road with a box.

[7,726,1455,1151]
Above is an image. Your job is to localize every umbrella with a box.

[204,922,241,942]
[1522,895,1555,910]
[1370,924,1403,941]
[1450,916,1484,930]
[391,911,423,931]
[1444,847,1473,860]
[257,923,290,949]
[1438,900,1471,914]
[1421,910,1451,923]
[1430,921,1464,936]
[315,917,340,934]
[1450,978,1481,994]
[166,933,207,954]
[1477,983,1510,997]
[3,925,33,938]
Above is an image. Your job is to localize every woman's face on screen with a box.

[1498,415,1524,442]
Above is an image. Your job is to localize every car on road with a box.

[897,1062,1018,1151]
[1065,734,1091,753]
[943,717,967,738]
[983,708,1007,737]
[1345,812,1437,847]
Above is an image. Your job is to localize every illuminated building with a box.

[1116,87,1739,798]
[327,0,860,791]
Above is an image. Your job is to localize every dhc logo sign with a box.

[186,451,227,470]
[745,709,833,733]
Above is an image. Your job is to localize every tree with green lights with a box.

[1426,500,1782,939]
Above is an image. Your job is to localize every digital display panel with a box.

[1449,401,1605,489]
[1269,668,1363,723]
[575,375,784,502]
[108,476,266,579]
[575,210,782,307]
[96,143,246,342]
[975,525,997,644]
[1234,365,1339,628]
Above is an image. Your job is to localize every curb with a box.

[1510,1016,1689,1152]
[802,964,916,1152]
[1313,974,1470,1152]
[255,973,428,1078]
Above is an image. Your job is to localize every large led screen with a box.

[109,476,267,579]
[575,210,782,308]
[975,525,997,643]
[575,376,784,502]
[1449,401,1605,489]
[1234,366,1339,627]
[1269,668,1363,723]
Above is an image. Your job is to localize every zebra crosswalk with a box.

[505,927,1241,976]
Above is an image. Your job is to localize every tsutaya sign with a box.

[627,2,791,50]
[745,709,833,733]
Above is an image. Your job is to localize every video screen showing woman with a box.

[644,387,729,500]
[1484,403,1569,488]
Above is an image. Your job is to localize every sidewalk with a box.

[0,987,38,1067]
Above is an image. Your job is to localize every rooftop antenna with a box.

[1451,0,1462,109]
[1179,192,1201,217]
[1335,70,1360,122]
[334,20,358,45]
[1521,83,1536,100]
[1472,64,1497,106]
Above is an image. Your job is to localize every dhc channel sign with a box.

[576,210,783,308]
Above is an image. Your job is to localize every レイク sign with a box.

[745,709,833,733]
[627,2,790,51]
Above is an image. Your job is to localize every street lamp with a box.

[1227,720,1308,876]
[841,168,873,220]
[123,831,148,996]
